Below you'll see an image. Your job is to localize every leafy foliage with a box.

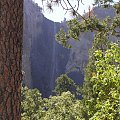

[53,74,77,95]
[56,15,120,48]
[21,86,46,120]
[83,43,120,119]
[21,87,85,120]
[43,92,84,120]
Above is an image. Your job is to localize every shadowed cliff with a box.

[23,0,70,97]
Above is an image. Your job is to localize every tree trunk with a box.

[0,0,23,119]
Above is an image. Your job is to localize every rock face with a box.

[23,0,118,97]
[23,0,43,88]
[23,0,70,97]
[30,18,70,97]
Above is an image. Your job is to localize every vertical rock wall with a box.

[23,0,69,97]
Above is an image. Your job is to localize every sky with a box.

[33,0,119,22]
[33,0,94,22]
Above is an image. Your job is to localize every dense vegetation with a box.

[21,41,120,120]
[22,0,120,119]
[22,43,120,120]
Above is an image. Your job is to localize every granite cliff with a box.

[23,0,70,97]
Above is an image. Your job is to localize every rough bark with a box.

[0,0,23,119]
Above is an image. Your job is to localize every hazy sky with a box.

[33,0,119,22]
[33,0,94,22]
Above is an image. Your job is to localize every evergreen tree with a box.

[53,74,76,95]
